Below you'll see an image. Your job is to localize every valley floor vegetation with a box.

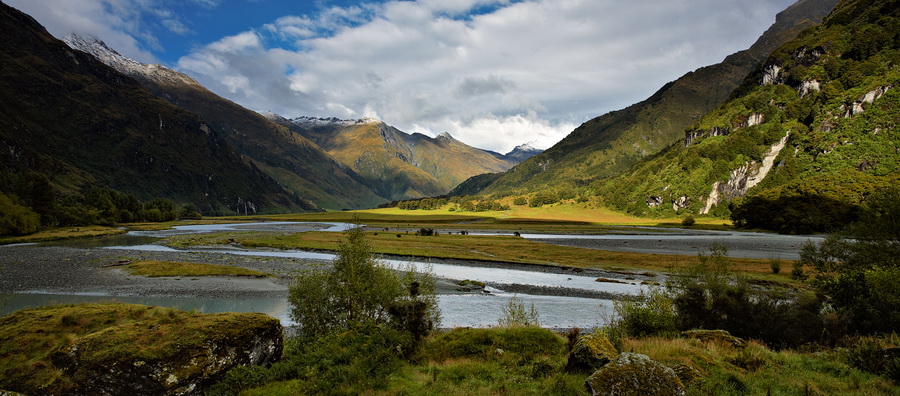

[205,203,899,395]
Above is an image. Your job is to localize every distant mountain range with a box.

[0,16,540,213]
[264,114,536,200]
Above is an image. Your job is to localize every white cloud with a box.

[5,0,161,63]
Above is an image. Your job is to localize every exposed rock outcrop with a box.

[585,353,685,396]
[701,132,790,214]
[50,311,282,395]
[566,333,618,373]
[0,303,283,396]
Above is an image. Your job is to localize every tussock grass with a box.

[623,336,899,395]
[0,225,125,244]
[125,260,268,277]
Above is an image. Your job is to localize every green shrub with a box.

[609,287,678,338]
[802,186,900,334]
[681,215,696,227]
[0,192,40,236]
[288,226,439,338]
[498,296,540,327]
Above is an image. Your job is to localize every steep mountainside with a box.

[465,0,839,195]
[268,116,521,200]
[595,0,899,233]
[0,3,307,214]
[64,35,385,210]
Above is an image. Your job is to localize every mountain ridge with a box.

[593,0,899,233]
[63,34,386,210]
[457,0,840,196]
[0,2,308,215]
[265,115,528,200]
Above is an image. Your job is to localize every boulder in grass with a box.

[566,333,618,373]
[585,352,685,396]
[681,329,746,348]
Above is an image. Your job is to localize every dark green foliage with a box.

[802,186,900,335]
[288,226,439,339]
[421,327,566,362]
[609,288,679,339]
[415,228,435,236]
[0,192,40,235]
[731,194,859,234]
[609,244,829,349]
[208,324,414,396]
[681,215,696,227]
[843,335,900,383]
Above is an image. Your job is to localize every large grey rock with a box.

[585,353,685,396]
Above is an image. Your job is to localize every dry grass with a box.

[622,336,899,395]
[125,260,268,278]
[166,230,800,285]
[0,225,126,244]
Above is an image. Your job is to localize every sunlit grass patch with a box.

[623,336,898,395]
[125,260,268,278]
[0,225,125,244]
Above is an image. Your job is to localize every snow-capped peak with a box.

[284,115,382,129]
[63,33,201,87]
[510,141,542,153]
[436,132,454,140]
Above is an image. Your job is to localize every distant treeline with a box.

[0,171,200,236]
[381,187,594,212]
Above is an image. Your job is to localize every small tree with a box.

[289,225,439,338]
[499,296,540,327]
[681,215,696,227]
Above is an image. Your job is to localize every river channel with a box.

[0,221,819,328]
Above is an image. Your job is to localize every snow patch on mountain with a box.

[504,141,544,161]
[63,34,202,88]
[268,115,382,129]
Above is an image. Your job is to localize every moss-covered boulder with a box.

[669,362,704,386]
[0,303,282,395]
[681,329,746,348]
[566,333,618,373]
[585,353,685,396]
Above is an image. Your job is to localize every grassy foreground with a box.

[222,326,896,396]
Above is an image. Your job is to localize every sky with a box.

[7,0,797,153]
